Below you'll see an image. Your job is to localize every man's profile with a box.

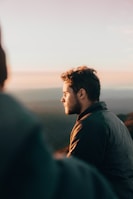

[61,66,133,199]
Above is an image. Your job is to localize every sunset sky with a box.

[0,0,133,90]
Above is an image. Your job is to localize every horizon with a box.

[5,69,133,91]
[6,86,133,116]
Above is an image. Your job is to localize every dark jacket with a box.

[0,94,117,199]
[67,101,133,199]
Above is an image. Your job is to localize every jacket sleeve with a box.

[69,118,108,168]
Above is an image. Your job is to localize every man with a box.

[61,66,133,199]
[0,28,117,199]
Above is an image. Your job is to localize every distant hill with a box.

[8,87,133,114]
[7,87,133,151]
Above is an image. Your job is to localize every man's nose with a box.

[60,97,65,103]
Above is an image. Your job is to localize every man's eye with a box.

[63,92,67,97]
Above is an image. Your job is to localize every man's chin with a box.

[65,110,71,115]
[65,111,74,115]
[65,112,71,115]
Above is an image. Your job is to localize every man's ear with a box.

[77,88,87,99]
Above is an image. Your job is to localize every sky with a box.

[0,0,133,90]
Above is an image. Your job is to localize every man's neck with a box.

[79,100,98,115]
[78,101,101,121]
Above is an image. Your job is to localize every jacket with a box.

[67,101,133,199]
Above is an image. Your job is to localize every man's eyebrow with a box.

[63,91,69,93]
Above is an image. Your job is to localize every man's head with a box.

[60,66,100,115]
[0,28,8,90]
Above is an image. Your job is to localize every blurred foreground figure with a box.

[0,28,117,199]
[61,66,133,199]
[0,28,8,90]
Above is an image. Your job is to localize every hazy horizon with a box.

[5,86,133,150]
[5,69,133,91]
[7,87,133,115]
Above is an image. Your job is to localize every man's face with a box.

[61,82,81,115]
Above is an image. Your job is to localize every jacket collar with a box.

[77,101,107,120]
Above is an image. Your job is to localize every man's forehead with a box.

[63,82,72,91]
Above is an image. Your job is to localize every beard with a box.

[66,97,82,115]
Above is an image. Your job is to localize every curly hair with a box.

[61,66,100,101]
